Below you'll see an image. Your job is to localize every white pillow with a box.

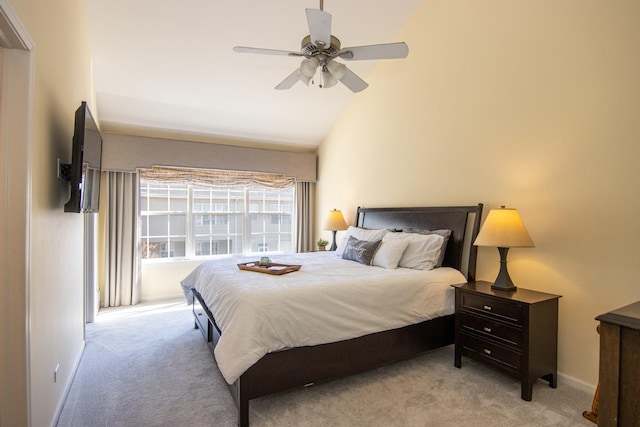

[403,228,452,268]
[384,232,445,270]
[372,236,410,269]
[335,226,389,256]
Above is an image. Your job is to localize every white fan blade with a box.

[339,66,368,93]
[275,68,302,90]
[305,9,332,47]
[233,46,301,57]
[339,42,409,61]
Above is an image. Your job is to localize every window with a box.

[140,181,294,260]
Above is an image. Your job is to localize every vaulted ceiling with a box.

[86,0,422,148]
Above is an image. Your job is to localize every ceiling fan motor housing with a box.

[301,35,341,57]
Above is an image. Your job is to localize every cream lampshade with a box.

[474,206,534,291]
[324,209,348,251]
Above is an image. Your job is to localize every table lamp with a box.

[473,206,534,291]
[324,209,348,251]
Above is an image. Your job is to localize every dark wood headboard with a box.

[355,204,484,282]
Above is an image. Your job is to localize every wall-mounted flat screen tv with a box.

[62,101,103,213]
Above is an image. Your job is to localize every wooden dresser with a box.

[594,300,640,426]
[453,281,561,401]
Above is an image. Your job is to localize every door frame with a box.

[0,1,34,425]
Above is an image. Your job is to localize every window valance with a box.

[139,166,295,189]
[101,133,317,182]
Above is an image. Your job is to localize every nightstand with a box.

[453,281,561,401]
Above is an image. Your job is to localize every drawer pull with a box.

[483,327,492,333]
[483,348,492,355]
[483,305,492,311]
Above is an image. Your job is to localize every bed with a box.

[183,204,483,426]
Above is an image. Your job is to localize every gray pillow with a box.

[403,228,452,268]
[342,236,382,266]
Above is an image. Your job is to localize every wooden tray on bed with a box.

[237,261,302,275]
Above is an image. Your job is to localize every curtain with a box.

[295,181,315,253]
[140,166,295,189]
[103,171,140,307]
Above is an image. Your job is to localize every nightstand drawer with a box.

[460,293,523,324]
[460,333,521,372]
[459,312,522,348]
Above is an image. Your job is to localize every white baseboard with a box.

[50,340,86,427]
[558,371,597,395]
[140,294,184,303]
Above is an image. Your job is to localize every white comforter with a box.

[180,252,466,384]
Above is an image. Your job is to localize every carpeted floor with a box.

[56,300,595,427]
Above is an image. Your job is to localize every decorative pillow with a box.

[403,228,452,268]
[384,232,445,270]
[372,235,410,269]
[341,236,382,266]
[335,226,388,257]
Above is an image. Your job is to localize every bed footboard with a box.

[239,314,454,400]
[193,288,453,427]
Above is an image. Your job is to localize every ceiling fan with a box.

[233,0,409,93]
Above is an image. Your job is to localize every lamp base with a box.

[492,280,517,292]
[491,247,517,292]
[329,230,338,251]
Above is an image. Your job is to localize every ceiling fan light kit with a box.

[301,57,320,78]
[321,69,337,88]
[233,1,409,93]
[326,60,346,80]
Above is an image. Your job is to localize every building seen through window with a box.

[140,181,294,260]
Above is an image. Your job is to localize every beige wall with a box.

[141,261,203,301]
[9,0,96,425]
[317,0,640,388]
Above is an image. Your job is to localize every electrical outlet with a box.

[54,364,60,383]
